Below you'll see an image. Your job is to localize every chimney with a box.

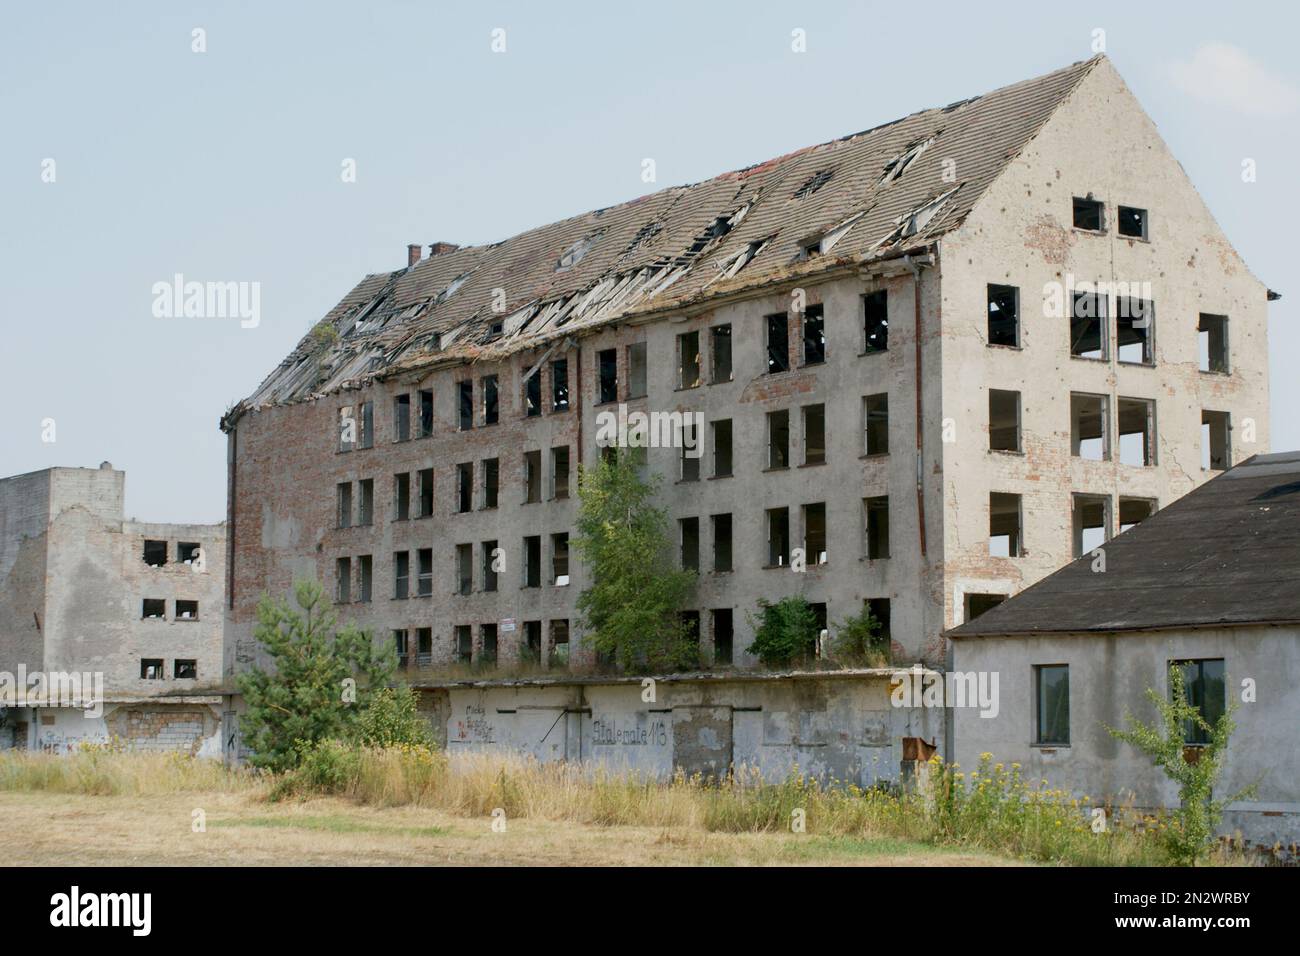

[428,242,460,257]
[407,243,423,268]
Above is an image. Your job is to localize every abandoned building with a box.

[220,53,1272,688]
[0,464,225,755]
[949,451,1300,845]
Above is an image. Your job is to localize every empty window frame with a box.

[142,598,166,619]
[524,450,542,503]
[863,290,888,353]
[1202,410,1231,471]
[456,544,473,595]
[455,625,473,665]
[1070,290,1108,359]
[1072,196,1104,231]
[458,380,474,430]
[338,405,356,452]
[523,620,543,663]
[767,409,790,469]
[357,555,373,603]
[337,482,352,528]
[710,324,733,383]
[1035,664,1070,745]
[174,659,197,680]
[143,540,168,567]
[178,542,201,564]
[1198,314,1229,373]
[804,502,827,565]
[766,313,789,373]
[524,369,542,417]
[711,419,733,477]
[549,620,570,668]
[418,468,434,517]
[711,513,733,572]
[1073,494,1111,558]
[864,496,890,560]
[598,348,618,403]
[711,609,734,665]
[989,389,1021,453]
[680,419,701,481]
[863,394,889,456]
[803,404,826,465]
[394,629,409,669]
[1116,297,1154,365]
[1117,398,1156,467]
[394,393,411,441]
[482,458,499,509]
[987,284,1019,347]
[1119,496,1156,532]
[551,446,570,499]
[417,548,433,597]
[551,359,570,411]
[416,627,432,666]
[482,375,499,425]
[1070,393,1108,460]
[393,473,410,521]
[679,517,700,572]
[1117,205,1147,240]
[523,536,542,588]
[989,493,1023,557]
[357,479,374,526]
[802,304,825,365]
[481,540,499,592]
[419,389,434,436]
[627,342,648,398]
[677,331,701,389]
[868,598,891,640]
[141,659,164,680]
[335,557,352,603]
[552,532,570,585]
[480,624,498,667]
[964,593,1005,622]
[766,507,791,567]
[358,401,374,449]
[175,599,199,619]
[455,463,473,513]
[1172,658,1225,745]
[393,551,410,599]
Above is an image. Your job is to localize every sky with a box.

[2,1,1297,523]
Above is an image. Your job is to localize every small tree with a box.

[1109,664,1254,866]
[831,604,888,667]
[746,596,819,668]
[238,580,396,771]
[572,452,696,672]
[356,687,435,749]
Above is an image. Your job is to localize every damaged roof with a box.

[225,56,1105,429]
[950,452,1300,639]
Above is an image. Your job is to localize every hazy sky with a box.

[2,2,1296,523]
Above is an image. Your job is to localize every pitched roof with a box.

[950,452,1300,638]
[227,56,1104,426]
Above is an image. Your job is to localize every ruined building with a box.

[221,55,1272,680]
[0,464,225,754]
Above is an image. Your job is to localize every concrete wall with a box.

[938,59,1271,635]
[11,702,222,758]
[0,465,227,755]
[951,626,1299,845]
[428,671,943,786]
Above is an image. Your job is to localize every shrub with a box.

[746,596,819,667]
[831,604,888,667]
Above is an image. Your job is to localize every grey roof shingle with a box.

[949,452,1300,638]
[227,56,1104,425]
